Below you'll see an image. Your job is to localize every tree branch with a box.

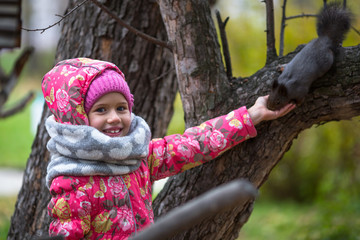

[0,92,34,118]
[0,47,33,111]
[131,179,257,240]
[264,0,277,64]
[21,0,90,33]
[215,10,233,80]
[22,0,172,50]
[89,0,172,50]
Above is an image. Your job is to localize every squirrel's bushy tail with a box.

[316,2,352,47]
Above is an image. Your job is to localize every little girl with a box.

[42,58,294,239]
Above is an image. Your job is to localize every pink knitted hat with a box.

[85,69,134,114]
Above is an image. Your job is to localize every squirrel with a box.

[267,2,352,111]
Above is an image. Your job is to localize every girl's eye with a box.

[95,107,106,113]
[117,106,125,111]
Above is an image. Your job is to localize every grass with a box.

[0,104,35,169]
[0,50,42,169]
[239,198,360,240]
[0,196,17,239]
[239,200,318,239]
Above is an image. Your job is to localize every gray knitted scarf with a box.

[45,113,151,188]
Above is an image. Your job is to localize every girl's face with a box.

[88,92,131,138]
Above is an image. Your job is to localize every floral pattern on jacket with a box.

[48,106,257,239]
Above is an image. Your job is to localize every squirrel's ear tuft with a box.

[278,84,288,97]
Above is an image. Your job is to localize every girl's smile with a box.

[88,92,131,137]
[103,127,122,137]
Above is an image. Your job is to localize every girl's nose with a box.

[107,110,121,123]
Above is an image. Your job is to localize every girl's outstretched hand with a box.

[248,95,296,125]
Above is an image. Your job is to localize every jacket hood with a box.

[42,58,124,125]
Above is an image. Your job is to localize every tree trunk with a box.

[153,1,360,240]
[8,0,360,240]
[8,0,176,239]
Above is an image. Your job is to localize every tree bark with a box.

[154,0,360,239]
[8,0,176,239]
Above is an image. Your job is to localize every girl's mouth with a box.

[103,128,122,137]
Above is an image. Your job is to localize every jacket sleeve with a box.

[147,106,257,183]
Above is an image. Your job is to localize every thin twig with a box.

[264,0,277,64]
[150,68,175,82]
[215,10,232,80]
[351,26,360,36]
[285,13,317,21]
[89,0,172,50]
[21,0,90,34]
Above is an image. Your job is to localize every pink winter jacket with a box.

[42,58,257,239]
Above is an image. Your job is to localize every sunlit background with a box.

[0,0,359,239]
